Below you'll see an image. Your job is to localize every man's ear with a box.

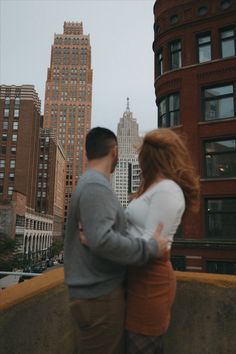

[111,144,118,156]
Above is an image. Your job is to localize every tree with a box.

[49,239,64,258]
[0,232,25,271]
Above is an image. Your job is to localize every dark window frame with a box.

[198,6,208,16]
[158,92,180,128]
[205,197,236,239]
[201,82,235,121]
[197,32,212,63]
[206,259,236,275]
[155,48,163,78]
[220,0,232,10]
[219,26,236,58]
[203,137,236,179]
[169,39,182,70]
[170,15,179,25]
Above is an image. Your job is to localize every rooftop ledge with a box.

[1,269,236,354]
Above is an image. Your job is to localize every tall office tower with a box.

[153,0,236,274]
[0,85,53,265]
[44,22,93,225]
[112,98,141,207]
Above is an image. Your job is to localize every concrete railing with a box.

[0,269,236,354]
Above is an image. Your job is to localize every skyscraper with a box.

[112,98,141,207]
[44,21,93,225]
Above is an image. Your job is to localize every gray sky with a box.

[0,0,157,134]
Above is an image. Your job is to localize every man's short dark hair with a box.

[86,127,117,160]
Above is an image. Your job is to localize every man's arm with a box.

[79,183,161,265]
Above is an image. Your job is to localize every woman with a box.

[125,128,200,354]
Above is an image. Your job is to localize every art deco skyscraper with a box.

[112,98,141,207]
[44,22,92,225]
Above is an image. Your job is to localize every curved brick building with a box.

[153,0,236,274]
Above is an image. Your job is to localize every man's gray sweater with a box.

[64,169,158,299]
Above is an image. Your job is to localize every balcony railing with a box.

[0,269,236,354]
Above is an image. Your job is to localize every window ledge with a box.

[198,117,236,125]
[200,177,236,182]
[155,56,236,83]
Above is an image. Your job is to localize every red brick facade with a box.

[153,0,236,273]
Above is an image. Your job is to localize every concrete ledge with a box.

[0,269,236,354]
[165,272,236,354]
[175,270,236,288]
[0,268,65,310]
[0,268,78,354]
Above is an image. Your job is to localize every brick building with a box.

[43,22,93,226]
[153,0,236,274]
[36,128,66,240]
[0,86,63,269]
[0,85,41,208]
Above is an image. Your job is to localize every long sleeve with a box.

[79,183,158,265]
[142,187,185,248]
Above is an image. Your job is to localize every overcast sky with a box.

[0,0,157,134]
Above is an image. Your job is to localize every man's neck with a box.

[87,160,111,180]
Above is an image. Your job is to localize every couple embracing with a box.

[64,127,199,354]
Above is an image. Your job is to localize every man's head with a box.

[86,127,118,172]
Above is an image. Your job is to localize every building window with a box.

[13,121,19,130]
[220,0,232,10]
[169,40,182,70]
[171,256,186,271]
[15,97,20,106]
[197,33,211,63]
[4,109,9,117]
[0,160,5,168]
[5,97,10,106]
[8,186,14,195]
[12,134,17,142]
[155,49,163,78]
[2,121,8,130]
[14,109,19,117]
[9,173,15,181]
[206,260,236,275]
[0,144,6,155]
[11,147,16,155]
[170,15,179,25]
[204,138,236,178]
[10,160,15,169]
[158,93,180,127]
[2,134,7,142]
[202,84,234,121]
[198,6,208,16]
[206,198,236,239]
[220,27,235,58]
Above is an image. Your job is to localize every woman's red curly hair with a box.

[136,128,200,213]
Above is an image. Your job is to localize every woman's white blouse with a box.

[125,179,186,249]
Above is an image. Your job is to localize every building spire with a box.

[126,97,130,112]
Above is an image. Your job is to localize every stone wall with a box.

[1,269,236,354]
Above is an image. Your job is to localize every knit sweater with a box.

[64,169,158,299]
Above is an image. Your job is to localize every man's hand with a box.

[79,224,89,247]
[153,224,169,258]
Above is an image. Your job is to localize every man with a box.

[64,127,168,354]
